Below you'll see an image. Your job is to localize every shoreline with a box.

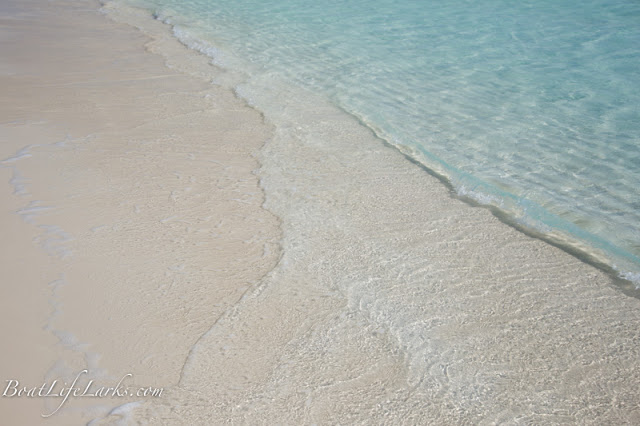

[113,2,640,423]
[343,110,640,298]
[1,0,640,424]
[122,0,640,290]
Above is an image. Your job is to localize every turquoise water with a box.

[126,0,640,284]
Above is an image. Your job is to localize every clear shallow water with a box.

[126,0,640,284]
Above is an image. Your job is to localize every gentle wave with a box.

[122,0,640,286]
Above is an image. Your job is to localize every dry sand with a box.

[1,0,279,423]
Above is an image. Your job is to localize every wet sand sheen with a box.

[1,0,639,424]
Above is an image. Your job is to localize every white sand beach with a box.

[1,0,279,423]
[1,0,639,424]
